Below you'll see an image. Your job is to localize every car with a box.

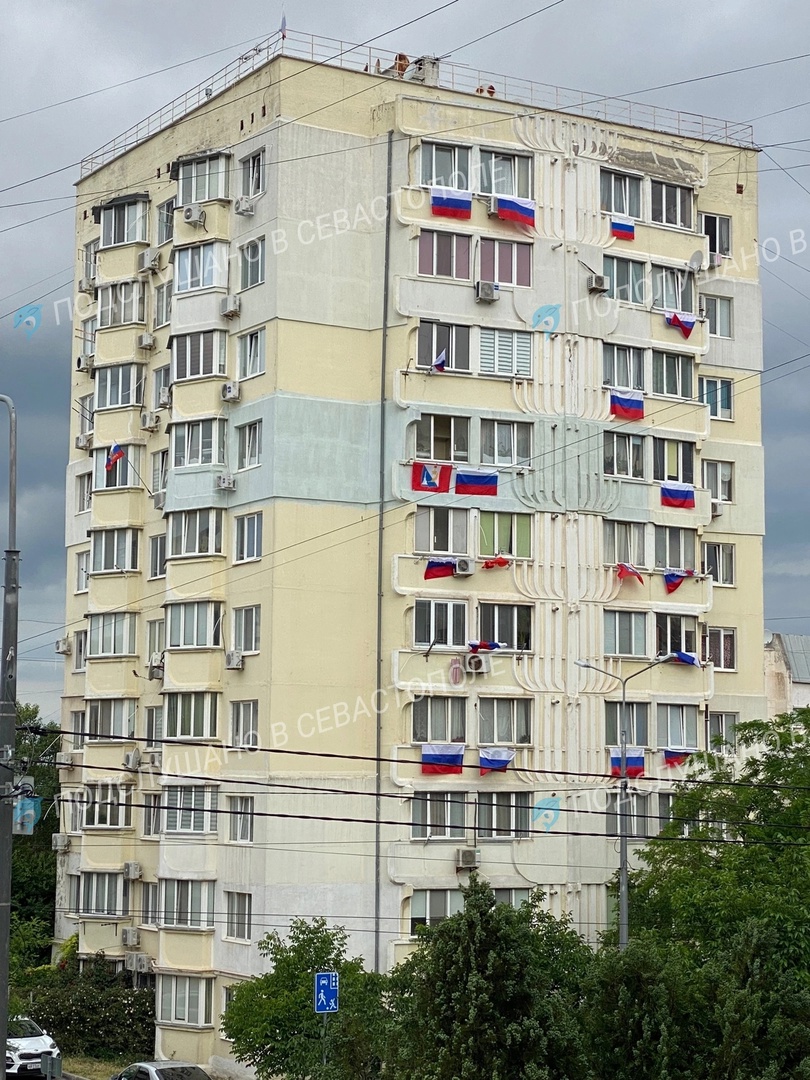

[110,1064,212,1080]
[5,1017,61,1077]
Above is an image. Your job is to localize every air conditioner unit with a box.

[124,952,139,972]
[709,251,724,268]
[74,432,93,451]
[711,500,724,518]
[123,861,142,881]
[475,280,499,303]
[137,249,160,274]
[153,491,166,511]
[122,928,140,948]
[135,953,153,973]
[55,638,72,656]
[486,196,500,217]
[221,381,241,402]
[149,751,162,769]
[587,274,609,293]
[51,834,71,853]
[123,749,141,771]
[147,653,164,680]
[464,653,492,675]
[140,411,160,432]
[454,558,475,577]
[234,196,256,216]
[78,277,95,296]
[76,354,94,373]
[217,473,236,491]
[183,203,205,226]
[456,847,481,871]
[158,386,172,408]
[137,332,156,350]
[220,295,241,318]
[225,649,244,670]
[55,752,75,769]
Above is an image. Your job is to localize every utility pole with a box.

[0,394,19,1080]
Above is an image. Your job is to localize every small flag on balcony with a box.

[661,482,695,509]
[430,349,447,373]
[617,563,644,585]
[665,311,697,339]
[609,747,645,778]
[663,748,694,767]
[611,218,635,241]
[424,558,457,580]
[664,568,695,594]
[672,651,701,667]
[455,471,498,496]
[482,556,511,569]
[468,641,503,652]
[430,187,472,220]
[480,747,517,775]
[105,443,124,471]
[496,195,536,227]
[412,462,452,492]
[609,388,644,420]
[421,743,465,774]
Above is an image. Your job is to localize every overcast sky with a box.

[1,0,809,719]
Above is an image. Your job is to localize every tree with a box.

[221,917,387,1080]
[387,875,593,1080]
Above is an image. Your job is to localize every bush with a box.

[25,984,155,1060]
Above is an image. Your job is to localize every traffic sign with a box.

[314,971,339,1013]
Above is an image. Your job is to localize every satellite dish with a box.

[687,250,703,274]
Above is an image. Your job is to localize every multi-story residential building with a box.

[764,631,810,715]
[55,31,766,1071]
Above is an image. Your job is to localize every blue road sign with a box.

[314,971,339,1013]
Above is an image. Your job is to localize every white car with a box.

[110,1064,212,1080]
[5,1017,61,1077]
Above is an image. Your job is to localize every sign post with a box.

[314,971,339,1066]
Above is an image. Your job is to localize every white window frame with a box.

[231,700,259,748]
[94,364,145,411]
[606,792,651,837]
[160,879,215,929]
[76,549,90,592]
[225,891,252,940]
[480,419,531,466]
[100,200,148,248]
[141,879,159,919]
[657,703,699,749]
[698,375,733,419]
[235,512,263,562]
[653,437,694,485]
[479,602,532,651]
[479,150,531,198]
[233,605,261,653]
[603,343,643,391]
[703,626,737,671]
[417,321,471,373]
[420,142,470,189]
[91,528,139,574]
[164,692,218,739]
[604,610,647,657]
[159,974,214,1027]
[80,872,128,916]
[145,706,163,748]
[703,459,733,503]
[87,612,137,657]
[147,618,165,658]
[411,791,466,839]
[157,198,176,245]
[98,281,145,327]
[84,783,132,828]
[702,294,732,337]
[652,265,694,312]
[409,889,465,933]
[603,256,645,304]
[73,630,87,673]
[240,237,265,290]
[478,791,532,838]
[164,785,218,834]
[604,432,645,479]
[238,328,266,379]
[415,414,469,463]
[71,708,87,749]
[702,541,735,586]
[86,699,136,741]
[175,242,226,292]
[168,508,223,557]
[605,701,649,746]
[656,612,697,656]
[178,155,229,204]
[149,534,166,580]
[414,599,467,648]
[77,472,92,513]
[166,601,223,649]
[237,420,262,470]
[83,239,99,281]
[479,238,532,287]
[153,368,171,412]
[478,510,531,559]
[411,696,466,743]
[93,445,139,490]
[414,506,468,556]
[242,149,266,197]
[478,697,531,745]
[417,231,471,280]
[604,520,646,567]
[651,181,693,230]
[154,281,172,328]
[228,795,254,843]
[80,318,97,356]
[600,170,641,218]
[172,418,226,467]
[654,526,696,572]
[78,392,94,435]
[708,711,737,753]
[652,351,693,398]
[478,327,531,378]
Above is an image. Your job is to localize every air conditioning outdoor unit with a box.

[55,752,75,769]
[221,381,241,402]
[153,491,166,511]
[183,203,205,226]
[140,411,160,432]
[216,473,236,491]
[464,653,492,675]
[149,751,163,769]
[54,638,71,656]
[137,332,156,350]
[74,432,93,451]
[78,277,95,296]
[475,280,499,303]
[709,252,724,268]
[234,196,255,216]
[225,649,244,670]
[456,847,481,871]
[122,928,140,948]
[220,294,241,318]
[51,834,71,853]
[76,354,94,373]
[123,749,141,771]
[137,249,160,274]
[123,861,142,881]
[158,386,172,408]
[454,558,475,577]
[147,653,164,680]
[124,952,139,972]
[587,274,609,293]
[711,501,724,518]
[135,953,153,973]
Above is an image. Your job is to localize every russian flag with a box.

[663,569,695,594]
[105,443,124,471]
[663,748,693,767]
[421,743,465,774]
[455,471,498,496]
[672,651,701,667]
[479,747,517,775]
[617,563,644,585]
[609,389,644,420]
[611,218,635,241]
[430,187,472,220]
[468,641,502,652]
[424,558,456,580]
[609,746,645,778]
[412,462,452,493]
[496,196,535,227]
[665,311,697,339]
[661,482,695,509]
[431,350,447,373]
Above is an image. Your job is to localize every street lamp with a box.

[575,653,676,951]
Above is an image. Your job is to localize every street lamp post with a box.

[576,653,675,951]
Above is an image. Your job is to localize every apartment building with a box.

[54,31,766,1071]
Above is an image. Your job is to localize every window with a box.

[145,707,163,748]
[93,445,139,490]
[164,692,218,739]
[161,879,215,928]
[409,889,465,933]
[175,242,223,291]
[173,331,227,381]
[66,794,85,834]
[603,432,645,479]
[603,256,645,303]
[604,610,647,656]
[166,601,223,649]
[658,703,699,748]
[240,238,265,290]
[173,419,226,467]
[157,198,175,245]
[421,142,470,189]
[149,534,166,579]
[652,351,693,398]
[606,793,651,837]
[703,459,733,503]
[604,521,646,567]
[415,414,469,462]
[91,528,139,573]
[242,149,265,197]
[481,420,531,466]
[479,150,531,198]
[237,420,262,469]
[178,155,229,203]
[147,619,165,658]
[87,699,135,743]
[656,613,697,656]
[651,181,693,229]
[94,364,145,410]
[142,880,159,920]
[67,874,81,913]
[603,343,643,390]
[169,508,223,557]
[73,630,87,672]
[77,473,92,513]
[703,627,736,670]
[83,238,99,281]
[229,796,254,843]
[600,170,641,218]
[417,231,471,279]
[701,212,730,256]
[164,786,218,833]
[238,328,266,379]
[654,526,696,571]
[76,550,90,592]
[98,282,145,326]
[699,375,733,419]
[80,872,128,916]
[653,438,694,485]
[417,321,470,372]
[77,393,94,437]
[225,892,252,940]
[479,239,531,286]
[479,698,531,744]
[652,265,693,312]
[71,709,86,749]
[479,603,532,650]
[412,792,466,839]
[233,605,261,653]
[478,327,532,378]
[88,612,137,657]
[414,599,467,648]
[702,541,735,586]
[100,199,148,247]
[84,784,132,828]
[235,512,263,562]
[412,697,465,743]
[159,975,214,1027]
[232,700,259,748]
[479,511,531,559]
[703,295,732,337]
[605,701,648,745]
[414,506,468,556]
[80,318,96,356]
[153,368,171,412]
[708,711,736,752]
[478,791,531,838]
[154,281,172,328]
